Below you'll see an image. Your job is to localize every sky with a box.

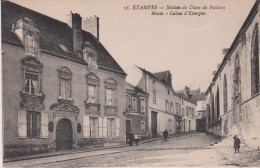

[9,0,256,91]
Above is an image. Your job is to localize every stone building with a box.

[2,1,127,157]
[205,0,260,148]
[125,83,149,141]
[136,67,194,137]
[189,89,207,132]
[176,87,197,133]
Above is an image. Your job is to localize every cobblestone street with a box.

[4,133,248,167]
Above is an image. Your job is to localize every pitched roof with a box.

[136,66,173,89]
[153,70,173,88]
[1,1,126,75]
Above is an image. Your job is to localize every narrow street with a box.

[4,133,239,167]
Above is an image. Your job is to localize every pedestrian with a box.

[134,135,139,146]
[128,132,134,146]
[163,129,168,141]
[233,135,241,153]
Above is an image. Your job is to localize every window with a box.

[87,85,97,103]
[24,71,38,95]
[106,89,114,106]
[25,31,35,55]
[126,95,131,112]
[166,100,169,112]
[107,118,116,138]
[216,86,220,118]
[192,108,194,117]
[60,78,71,99]
[170,102,173,113]
[132,97,137,112]
[223,74,228,113]
[182,108,184,117]
[140,98,146,113]
[27,111,41,138]
[251,24,259,96]
[90,117,98,138]
[86,73,99,104]
[58,66,72,100]
[153,89,157,104]
[104,78,117,106]
[83,47,98,71]
[186,106,189,116]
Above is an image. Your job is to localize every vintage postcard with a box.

[1,0,260,167]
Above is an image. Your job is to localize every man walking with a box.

[233,135,241,153]
[163,129,168,141]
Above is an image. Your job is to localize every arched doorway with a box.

[56,118,73,151]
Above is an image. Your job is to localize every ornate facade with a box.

[2,1,126,157]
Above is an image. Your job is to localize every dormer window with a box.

[14,18,40,56]
[25,31,35,55]
[83,43,98,71]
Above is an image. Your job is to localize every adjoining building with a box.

[135,67,196,137]
[205,0,260,148]
[125,83,149,141]
[176,87,197,133]
[2,1,127,157]
[190,89,207,132]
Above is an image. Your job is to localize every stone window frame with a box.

[104,78,118,108]
[251,23,260,96]
[85,73,100,104]
[21,56,43,96]
[57,66,72,101]
[14,18,40,57]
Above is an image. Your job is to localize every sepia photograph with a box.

[1,0,260,167]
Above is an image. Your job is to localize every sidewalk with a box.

[4,132,198,163]
[3,143,127,163]
[214,146,260,167]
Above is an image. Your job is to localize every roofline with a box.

[136,65,174,90]
[2,39,127,76]
[205,0,259,95]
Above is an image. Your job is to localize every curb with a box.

[3,132,199,163]
[3,144,128,163]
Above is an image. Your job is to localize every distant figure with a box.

[163,129,168,141]
[128,132,134,146]
[233,135,241,153]
[134,135,140,146]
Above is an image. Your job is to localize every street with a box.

[4,133,240,167]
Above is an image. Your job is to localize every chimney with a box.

[83,16,99,40]
[67,12,82,56]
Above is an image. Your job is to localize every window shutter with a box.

[18,110,27,138]
[115,118,120,137]
[41,112,48,138]
[83,116,90,138]
[102,117,107,138]
[98,117,103,138]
